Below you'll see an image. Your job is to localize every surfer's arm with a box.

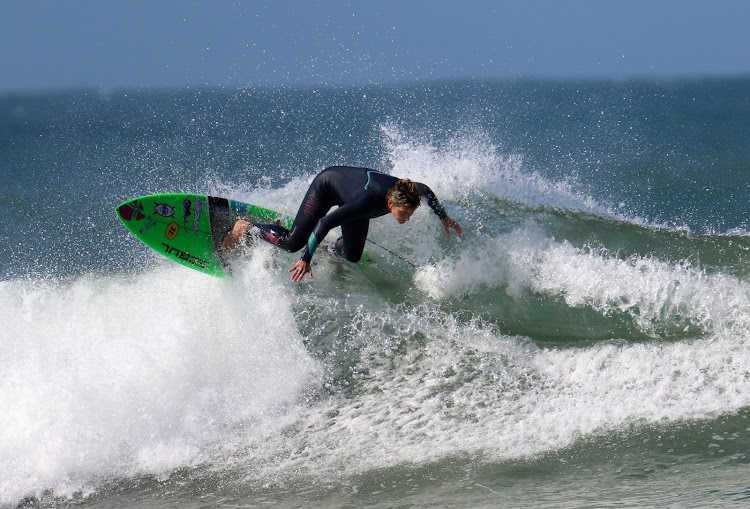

[416,183,462,237]
[415,183,447,220]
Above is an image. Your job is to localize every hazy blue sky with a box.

[2,0,749,93]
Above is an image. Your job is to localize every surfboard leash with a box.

[365,238,417,268]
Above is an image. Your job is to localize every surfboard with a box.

[116,193,293,277]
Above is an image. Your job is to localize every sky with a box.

[2,0,749,93]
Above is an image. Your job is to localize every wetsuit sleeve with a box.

[416,183,448,220]
[300,193,376,263]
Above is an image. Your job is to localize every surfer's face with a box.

[388,201,416,224]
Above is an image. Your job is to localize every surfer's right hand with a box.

[289,260,313,282]
[442,216,462,237]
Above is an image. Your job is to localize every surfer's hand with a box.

[289,260,313,282]
[222,220,251,252]
[442,216,462,237]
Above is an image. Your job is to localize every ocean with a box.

[2,78,750,508]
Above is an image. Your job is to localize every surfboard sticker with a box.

[118,201,145,222]
[153,202,176,218]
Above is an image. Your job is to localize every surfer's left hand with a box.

[442,216,462,237]
[289,260,313,282]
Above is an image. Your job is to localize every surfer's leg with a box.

[243,186,331,254]
[225,170,333,254]
[334,219,370,262]
[245,222,290,246]
[274,176,333,252]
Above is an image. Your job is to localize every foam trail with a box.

[194,303,750,484]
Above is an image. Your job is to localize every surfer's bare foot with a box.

[222,220,251,253]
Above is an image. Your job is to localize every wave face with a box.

[2,79,750,507]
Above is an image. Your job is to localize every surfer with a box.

[222,166,462,281]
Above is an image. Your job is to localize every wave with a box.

[416,222,750,340]
[5,100,750,506]
[6,220,750,506]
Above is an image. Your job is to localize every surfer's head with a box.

[386,179,420,224]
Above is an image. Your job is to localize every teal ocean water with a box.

[2,78,750,507]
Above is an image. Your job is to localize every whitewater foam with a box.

[196,301,750,488]
[0,252,320,503]
[416,222,750,338]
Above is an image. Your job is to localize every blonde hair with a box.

[386,179,421,209]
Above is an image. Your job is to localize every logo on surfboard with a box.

[193,196,205,234]
[165,222,179,240]
[118,201,145,222]
[154,202,176,218]
[161,242,208,269]
[182,198,192,229]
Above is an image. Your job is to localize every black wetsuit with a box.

[251,166,447,263]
